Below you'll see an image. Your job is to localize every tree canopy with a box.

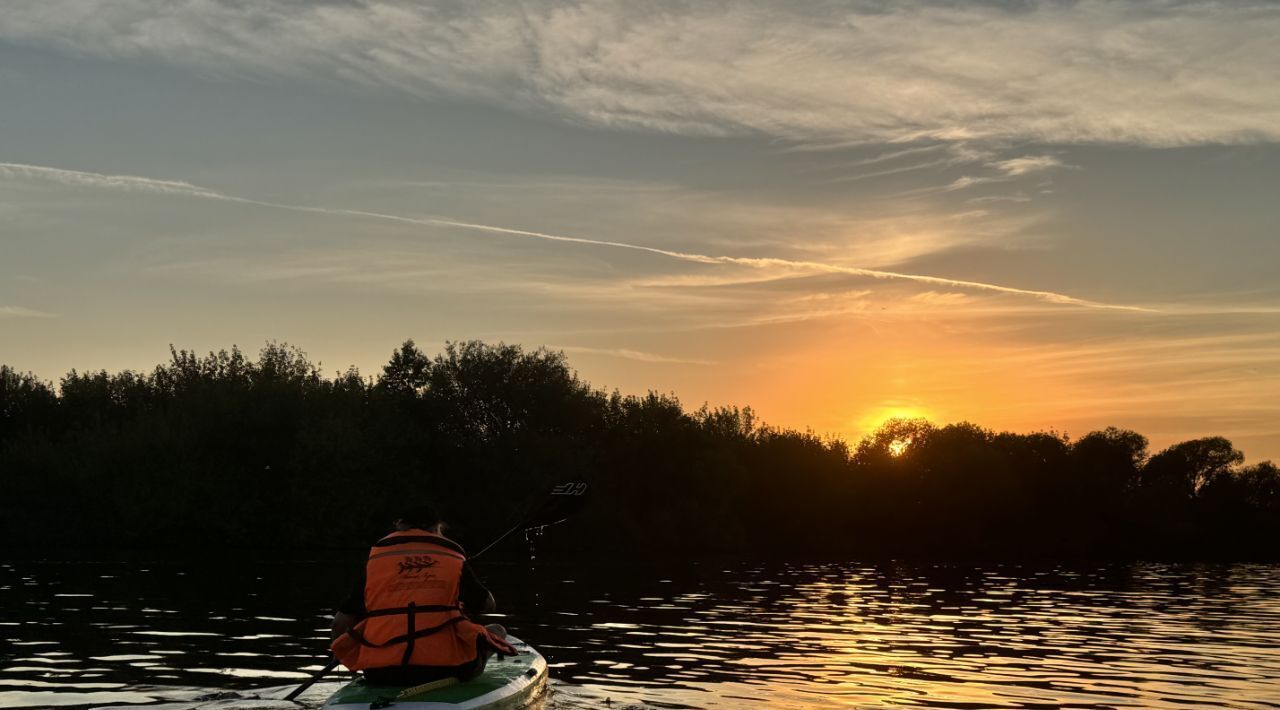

[1,342,1276,559]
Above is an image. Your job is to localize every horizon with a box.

[3,1,1279,461]
[1,337,1269,463]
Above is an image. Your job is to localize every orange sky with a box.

[2,1,1279,462]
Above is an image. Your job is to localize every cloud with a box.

[910,291,971,307]
[801,144,946,163]
[0,305,57,319]
[966,194,1032,205]
[555,345,715,365]
[1,1,1278,147]
[2,160,1153,312]
[830,158,953,183]
[991,155,1069,177]
[943,176,1008,192]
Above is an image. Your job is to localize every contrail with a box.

[0,161,1155,312]
[0,305,58,319]
[0,162,226,199]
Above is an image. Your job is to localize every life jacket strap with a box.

[362,604,460,617]
[400,602,417,666]
[345,615,467,649]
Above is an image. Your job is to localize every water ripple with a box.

[2,560,1279,708]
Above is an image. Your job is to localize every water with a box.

[2,557,1279,708]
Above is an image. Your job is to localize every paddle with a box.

[283,482,589,703]
[471,481,590,559]
[284,658,342,701]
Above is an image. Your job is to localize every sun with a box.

[859,405,933,433]
[855,404,935,456]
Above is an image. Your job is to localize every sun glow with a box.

[855,405,935,456]
[860,405,934,434]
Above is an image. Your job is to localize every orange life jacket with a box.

[330,530,484,671]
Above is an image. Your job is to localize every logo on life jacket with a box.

[397,556,439,575]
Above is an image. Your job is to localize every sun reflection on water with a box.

[3,560,1280,709]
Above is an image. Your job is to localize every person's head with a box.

[394,503,443,534]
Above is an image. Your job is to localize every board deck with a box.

[323,636,547,709]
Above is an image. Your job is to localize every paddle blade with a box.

[470,481,591,560]
[528,482,589,528]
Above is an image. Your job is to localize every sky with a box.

[2,0,1279,459]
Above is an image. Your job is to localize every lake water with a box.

[2,557,1279,708]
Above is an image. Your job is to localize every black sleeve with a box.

[337,569,367,618]
[459,562,492,614]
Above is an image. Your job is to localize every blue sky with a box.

[2,1,1278,458]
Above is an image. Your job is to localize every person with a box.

[329,504,517,685]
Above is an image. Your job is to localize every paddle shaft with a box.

[472,484,587,558]
[285,657,340,701]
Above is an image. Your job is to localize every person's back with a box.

[330,505,514,684]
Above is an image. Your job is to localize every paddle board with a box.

[323,635,546,709]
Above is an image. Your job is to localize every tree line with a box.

[1,341,1276,559]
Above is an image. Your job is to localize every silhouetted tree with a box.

[379,340,430,397]
[1142,437,1243,501]
[0,366,57,437]
[1072,427,1148,495]
[854,417,934,465]
[1057,427,1146,546]
[1,343,1277,559]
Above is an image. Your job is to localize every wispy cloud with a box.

[966,194,1031,205]
[845,145,948,166]
[555,345,715,366]
[991,155,1069,177]
[0,305,57,319]
[1,1,1278,147]
[910,291,972,308]
[943,176,1009,192]
[941,155,1073,192]
[830,158,952,183]
[378,175,678,195]
[1,161,1153,312]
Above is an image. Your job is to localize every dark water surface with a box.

[2,557,1279,709]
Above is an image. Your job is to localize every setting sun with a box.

[851,405,936,456]
[858,405,935,437]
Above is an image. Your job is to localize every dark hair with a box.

[397,504,442,530]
